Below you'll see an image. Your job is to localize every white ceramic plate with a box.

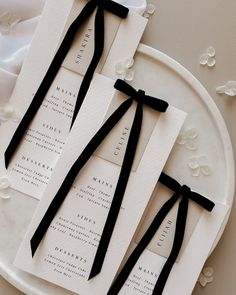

[0,44,234,295]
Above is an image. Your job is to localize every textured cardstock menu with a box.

[14,74,186,295]
[0,0,147,199]
[117,183,229,295]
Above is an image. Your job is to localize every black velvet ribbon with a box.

[4,0,129,168]
[107,172,215,295]
[30,79,168,282]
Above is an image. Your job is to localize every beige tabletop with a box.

[1,0,236,294]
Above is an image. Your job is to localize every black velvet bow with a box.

[114,79,169,112]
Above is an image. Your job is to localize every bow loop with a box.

[188,191,215,212]
[159,173,215,212]
[114,79,137,98]
[114,79,169,112]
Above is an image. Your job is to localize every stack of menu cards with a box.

[0,1,230,295]
[0,0,147,199]
[14,74,186,294]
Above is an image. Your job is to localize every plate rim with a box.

[137,43,235,254]
[0,43,235,295]
[138,43,235,206]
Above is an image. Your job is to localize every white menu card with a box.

[0,0,147,199]
[14,74,186,295]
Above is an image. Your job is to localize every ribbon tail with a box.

[30,193,70,257]
[70,4,105,128]
[30,167,84,257]
[89,102,143,280]
[30,98,133,257]
[4,1,97,168]
[153,195,189,294]
[114,79,137,98]
[107,193,179,295]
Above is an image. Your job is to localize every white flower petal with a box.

[3,103,14,118]
[124,57,134,69]
[206,46,216,57]
[205,276,213,283]
[117,72,126,80]
[146,3,156,14]
[115,62,126,75]
[207,57,216,67]
[0,193,11,200]
[185,127,198,139]
[186,141,197,151]
[225,89,236,97]
[125,69,135,81]
[200,165,212,176]
[11,111,21,122]
[0,104,20,123]
[199,275,208,287]
[216,85,227,94]
[225,81,236,96]
[197,273,202,282]
[199,53,209,65]
[0,177,11,190]
[188,158,199,169]
[203,267,214,277]
[143,12,150,18]
[191,167,201,177]
[226,80,236,88]
[177,134,187,145]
